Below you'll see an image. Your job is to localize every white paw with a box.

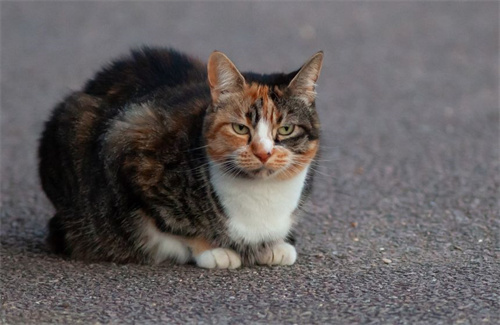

[195,248,242,269]
[154,237,191,264]
[257,242,297,266]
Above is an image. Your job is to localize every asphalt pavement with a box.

[1,2,499,324]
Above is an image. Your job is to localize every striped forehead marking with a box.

[244,83,278,125]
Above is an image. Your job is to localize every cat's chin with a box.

[246,167,276,180]
[215,161,280,180]
[245,166,299,180]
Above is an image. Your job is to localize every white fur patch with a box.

[210,163,309,245]
[140,220,191,264]
[256,120,273,153]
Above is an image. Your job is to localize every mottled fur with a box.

[39,47,323,267]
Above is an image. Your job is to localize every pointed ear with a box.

[207,51,246,103]
[287,51,324,105]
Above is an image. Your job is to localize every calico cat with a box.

[38,47,323,269]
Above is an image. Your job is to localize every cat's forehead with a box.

[243,83,282,126]
[244,83,271,101]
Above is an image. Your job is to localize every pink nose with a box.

[254,150,272,163]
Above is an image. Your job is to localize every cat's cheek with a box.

[266,149,292,171]
[295,140,320,166]
[275,141,319,180]
[235,149,262,170]
[206,127,248,162]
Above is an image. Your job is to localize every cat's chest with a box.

[209,165,308,245]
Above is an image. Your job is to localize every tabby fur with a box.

[39,47,323,268]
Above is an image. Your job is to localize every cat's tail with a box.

[47,212,68,255]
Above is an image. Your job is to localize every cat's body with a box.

[39,47,323,268]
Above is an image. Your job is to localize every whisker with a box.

[291,160,336,179]
[184,144,209,152]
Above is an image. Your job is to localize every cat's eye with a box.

[232,123,250,135]
[278,125,295,136]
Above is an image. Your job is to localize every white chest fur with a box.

[209,164,309,245]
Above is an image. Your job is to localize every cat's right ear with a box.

[207,51,246,103]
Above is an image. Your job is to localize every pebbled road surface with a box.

[1,2,499,324]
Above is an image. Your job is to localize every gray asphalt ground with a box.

[1,2,499,324]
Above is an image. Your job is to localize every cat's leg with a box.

[139,217,241,268]
[139,218,191,264]
[183,237,242,269]
[256,240,297,266]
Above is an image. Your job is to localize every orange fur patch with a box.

[206,123,248,162]
[244,83,279,123]
[273,85,284,97]
[139,212,216,260]
[180,237,215,257]
[276,140,319,180]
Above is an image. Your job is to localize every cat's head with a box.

[203,51,323,180]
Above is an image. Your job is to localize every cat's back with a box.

[40,48,210,208]
[84,47,207,105]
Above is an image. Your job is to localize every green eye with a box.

[278,125,295,136]
[232,123,249,135]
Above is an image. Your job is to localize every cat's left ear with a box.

[207,51,246,103]
[287,51,324,105]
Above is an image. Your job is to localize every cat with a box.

[38,47,323,269]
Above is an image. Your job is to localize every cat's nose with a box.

[254,149,273,163]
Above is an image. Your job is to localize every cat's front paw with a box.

[195,248,242,269]
[257,242,297,266]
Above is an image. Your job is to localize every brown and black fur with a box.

[39,47,320,264]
